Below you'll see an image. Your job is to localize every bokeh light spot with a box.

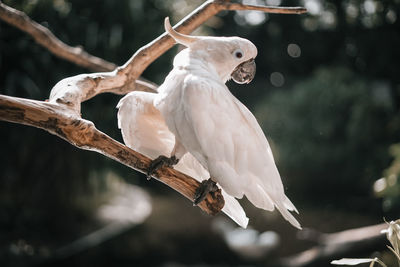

[266,0,282,5]
[270,72,285,87]
[287,43,301,58]
[234,0,268,26]
[363,0,376,14]
[386,9,397,24]
[303,0,322,15]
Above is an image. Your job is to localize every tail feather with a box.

[283,195,299,214]
[221,191,249,228]
[275,203,302,230]
[245,176,301,229]
[245,183,274,211]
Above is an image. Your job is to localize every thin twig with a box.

[220,3,307,14]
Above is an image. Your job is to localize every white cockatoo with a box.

[117,18,301,229]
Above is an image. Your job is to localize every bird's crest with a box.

[165,17,198,47]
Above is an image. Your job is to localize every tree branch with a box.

[0,1,115,72]
[219,2,307,14]
[0,94,225,215]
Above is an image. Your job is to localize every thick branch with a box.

[0,94,224,215]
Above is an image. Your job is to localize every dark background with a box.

[1,0,399,266]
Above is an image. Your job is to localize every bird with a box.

[117,17,301,229]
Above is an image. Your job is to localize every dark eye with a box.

[233,49,243,59]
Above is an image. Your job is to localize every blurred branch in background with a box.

[52,183,152,261]
[0,1,116,72]
[281,223,387,267]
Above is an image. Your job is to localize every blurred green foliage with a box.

[256,66,399,212]
[374,144,400,213]
[1,0,400,266]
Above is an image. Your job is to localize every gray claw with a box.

[193,178,218,205]
[147,155,179,180]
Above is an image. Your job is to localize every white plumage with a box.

[117,18,300,229]
[117,91,249,228]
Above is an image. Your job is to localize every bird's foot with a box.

[147,155,179,180]
[193,178,218,205]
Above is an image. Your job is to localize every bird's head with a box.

[165,17,257,84]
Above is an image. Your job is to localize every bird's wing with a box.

[183,79,301,229]
[117,91,249,228]
[117,91,174,158]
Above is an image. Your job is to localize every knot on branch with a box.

[49,76,85,115]
[62,118,96,148]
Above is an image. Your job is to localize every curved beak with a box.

[231,58,256,84]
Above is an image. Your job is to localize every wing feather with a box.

[117,91,174,158]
